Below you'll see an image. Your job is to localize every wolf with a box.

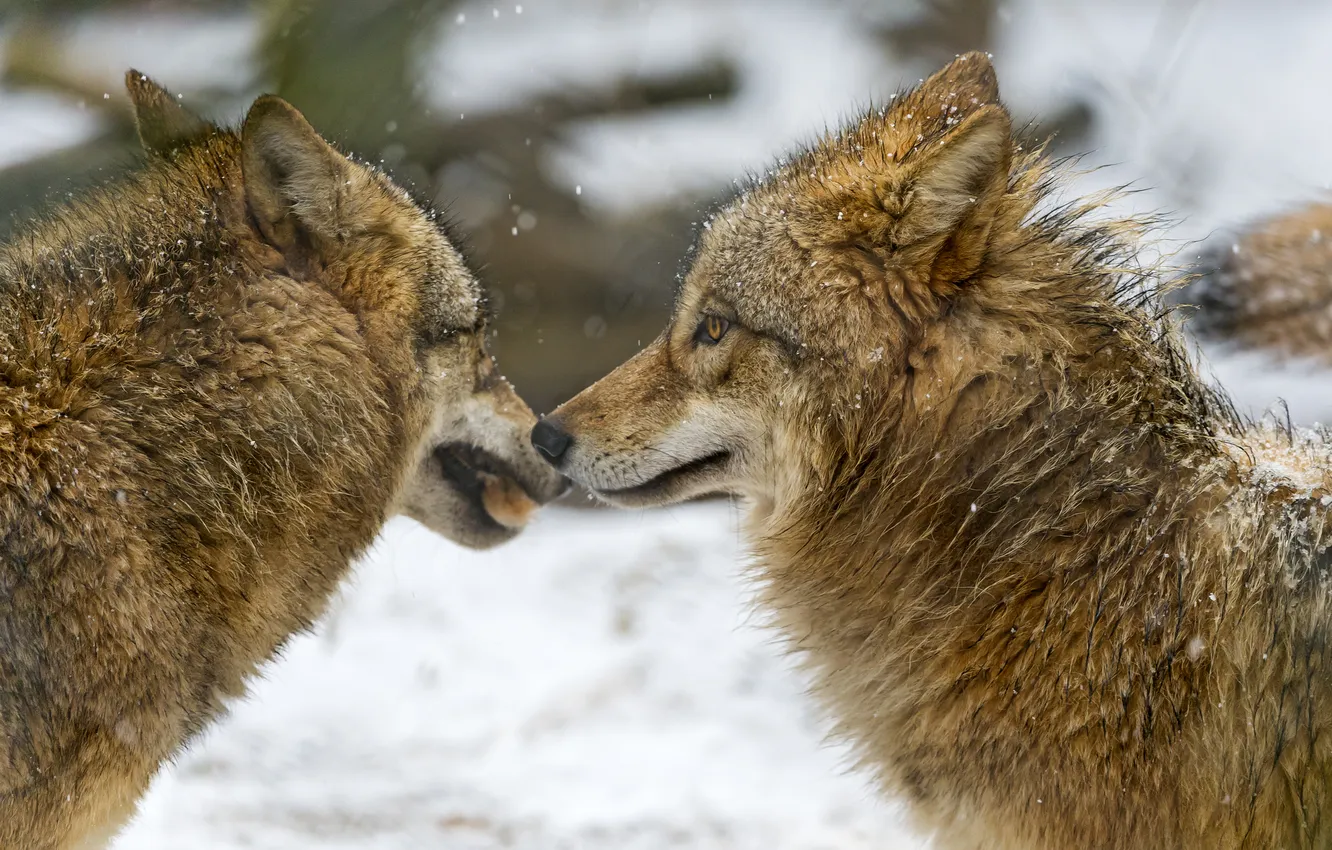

[0,72,565,849]
[1174,200,1332,366]
[534,53,1332,849]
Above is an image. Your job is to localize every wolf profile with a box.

[0,72,564,848]
[537,53,1332,849]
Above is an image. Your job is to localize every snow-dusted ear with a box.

[903,106,1011,241]
[914,51,1001,111]
[241,95,354,254]
[124,69,214,155]
[897,104,1012,287]
[789,51,1012,293]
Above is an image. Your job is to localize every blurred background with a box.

[9,0,1329,416]
[3,1,1332,847]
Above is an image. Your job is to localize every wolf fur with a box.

[539,53,1332,849]
[1174,200,1332,366]
[0,72,565,849]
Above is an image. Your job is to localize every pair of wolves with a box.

[3,54,1330,849]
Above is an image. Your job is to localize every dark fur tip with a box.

[245,94,301,121]
[1169,238,1243,339]
[124,68,164,100]
[124,70,215,155]
[935,51,1000,106]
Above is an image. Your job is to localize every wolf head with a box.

[125,71,566,548]
[534,53,1028,513]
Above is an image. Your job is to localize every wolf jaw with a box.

[594,448,734,505]
[539,52,1332,849]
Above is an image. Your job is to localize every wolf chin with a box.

[538,53,1332,849]
[0,72,565,848]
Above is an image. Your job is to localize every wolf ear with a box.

[896,53,1009,289]
[241,95,360,258]
[915,51,1000,111]
[794,54,1010,299]
[124,70,214,155]
[896,104,1012,286]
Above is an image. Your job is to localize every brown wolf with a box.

[0,72,565,849]
[534,53,1332,849]
[1174,200,1332,365]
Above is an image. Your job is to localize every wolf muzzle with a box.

[531,416,573,466]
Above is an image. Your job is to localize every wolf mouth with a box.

[596,449,733,502]
[434,442,536,529]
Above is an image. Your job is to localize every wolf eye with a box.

[695,315,730,345]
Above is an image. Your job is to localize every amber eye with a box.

[696,315,730,345]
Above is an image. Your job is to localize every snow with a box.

[998,0,1332,242]
[55,11,258,93]
[0,90,99,170]
[1197,349,1332,426]
[0,11,255,169]
[117,506,914,849]
[427,0,894,214]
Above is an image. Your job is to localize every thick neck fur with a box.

[0,135,425,643]
[748,157,1332,844]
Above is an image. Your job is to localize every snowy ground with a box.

[5,1,1332,847]
[118,506,914,849]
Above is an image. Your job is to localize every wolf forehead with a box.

[339,161,491,335]
[124,71,492,341]
[677,51,1011,346]
[679,205,818,339]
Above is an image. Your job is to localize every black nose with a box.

[531,417,572,465]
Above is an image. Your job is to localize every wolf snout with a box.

[531,416,573,466]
